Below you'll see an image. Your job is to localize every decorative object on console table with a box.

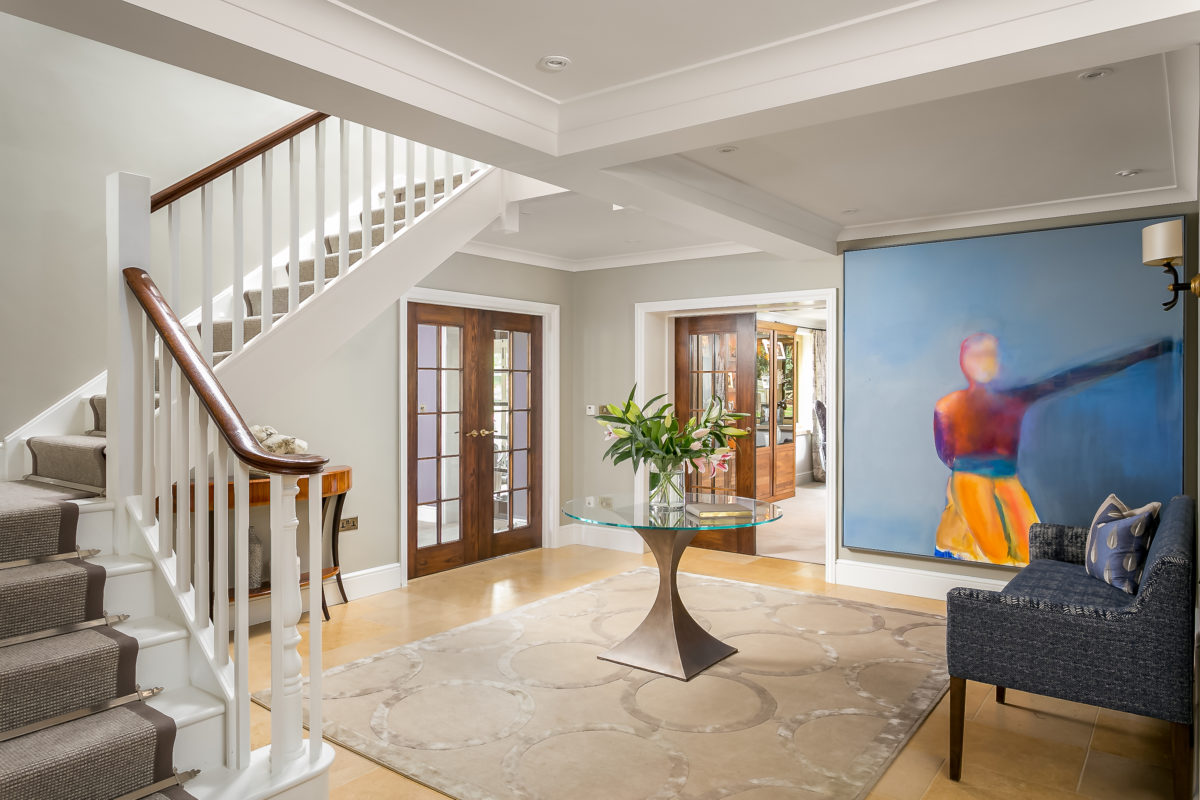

[596,385,748,512]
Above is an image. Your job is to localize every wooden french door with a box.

[408,303,542,578]
[673,313,757,554]
[755,322,798,502]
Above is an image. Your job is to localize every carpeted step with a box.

[243,282,316,317]
[208,314,284,353]
[0,626,138,734]
[27,435,107,491]
[146,788,197,800]
[89,395,106,434]
[325,219,405,254]
[379,172,466,204]
[0,559,105,640]
[363,194,429,227]
[291,251,352,283]
[0,703,178,800]
[0,483,81,562]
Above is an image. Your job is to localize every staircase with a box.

[0,440,202,798]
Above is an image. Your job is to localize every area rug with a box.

[258,568,948,799]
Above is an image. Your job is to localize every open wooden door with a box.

[673,313,757,554]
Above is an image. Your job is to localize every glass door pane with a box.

[415,321,463,549]
[776,336,795,445]
[491,329,532,533]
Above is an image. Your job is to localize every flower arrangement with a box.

[597,386,749,509]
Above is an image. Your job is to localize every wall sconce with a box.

[1142,219,1193,310]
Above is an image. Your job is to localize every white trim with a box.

[399,288,562,579]
[634,288,839,583]
[2,372,107,480]
[550,522,646,554]
[339,561,406,599]
[458,241,760,273]
[834,558,1010,601]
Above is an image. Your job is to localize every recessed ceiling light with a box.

[842,208,860,215]
[1077,68,1113,81]
[716,145,739,154]
[537,55,571,72]
[1115,169,1142,178]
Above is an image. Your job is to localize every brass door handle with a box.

[466,429,480,437]
[479,429,494,436]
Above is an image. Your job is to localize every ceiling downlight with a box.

[537,55,571,73]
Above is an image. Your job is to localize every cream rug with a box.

[264,569,948,800]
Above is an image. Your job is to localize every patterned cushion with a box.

[1002,558,1135,610]
[1084,494,1160,594]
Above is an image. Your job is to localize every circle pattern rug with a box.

[258,569,948,799]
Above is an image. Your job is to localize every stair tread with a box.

[26,435,107,490]
[0,479,95,504]
[113,615,188,648]
[0,559,105,640]
[146,686,224,727]
[89,553,152,577]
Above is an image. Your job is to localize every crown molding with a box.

[458,241,760,272]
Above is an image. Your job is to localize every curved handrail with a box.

[124,267,328,476]
[150,111,330,213]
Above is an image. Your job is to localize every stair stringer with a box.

[214,166,508,402]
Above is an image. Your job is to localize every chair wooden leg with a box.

[1171,722,1192,800]
[949,676,965,781]
[995,686,1006,705]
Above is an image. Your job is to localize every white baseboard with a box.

[245,562,406,625]
[549,523,645,554]
[833,558,1010,601]
[795,470,814,484]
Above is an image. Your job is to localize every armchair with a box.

[946,495,1195,797]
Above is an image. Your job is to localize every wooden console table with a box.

[171,465,353,620]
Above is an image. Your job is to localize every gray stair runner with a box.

[0,467,195,798]
[27,435,107,490]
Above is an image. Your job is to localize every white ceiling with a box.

[331,0,914,102]
[10,0,1200,267]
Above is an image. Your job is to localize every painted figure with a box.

[933,333,1172,564]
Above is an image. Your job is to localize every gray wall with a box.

[0,13,304,436]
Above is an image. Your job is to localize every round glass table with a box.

[562,494,782,681]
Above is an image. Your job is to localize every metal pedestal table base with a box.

[597,526,737,681]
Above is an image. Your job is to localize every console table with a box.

[171,465,353,620]
[561,494,781,680]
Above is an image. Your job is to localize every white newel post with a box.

[269,474,305,771]
[106,172,151,552]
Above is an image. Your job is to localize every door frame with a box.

[399,289,561,584]
[634,289,839,584]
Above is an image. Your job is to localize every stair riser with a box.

[245,284,315,318]
[103,569,154,618]
[171,713,226,771]
[325,220,403,254]
[364,195,428,226]
[75,509,113,554]
[134,637,191,692]
[292,252,351,283]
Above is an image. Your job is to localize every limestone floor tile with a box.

[1076,750,1173,799]
[327,743,381,791]
[1091,708,1173,768]
[970,689,1098,749]
[957,718,1088,792]
[873,740,944,799]
[923,764,1083,799]
[333,766,448,799]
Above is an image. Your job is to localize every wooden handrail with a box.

[150,111,330,213]
[123,267,329,476]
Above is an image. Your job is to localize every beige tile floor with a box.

[246,545,1178,799]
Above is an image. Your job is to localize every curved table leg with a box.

[328,493,349,605]
[597,527,737,681]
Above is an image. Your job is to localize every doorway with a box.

[406,302,543,578]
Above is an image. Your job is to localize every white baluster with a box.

[140,319,155,526]
[307,468,324,765]
[288,136,300,314]
[405,140,415,226]
[425,146,435,209]
[384,134,395,244]
[269,474,305,771]
[193,414,210,624]
[214,438,229,668]
[444,149,453,196]
[361,126,373,260]
[313,120,326,293]
[174,384,192,598]
[261,150,274,335]
[201,183,214,364]
[233,458,251,769]
[463,156,474,180]
[339,119,350,276]
[232,166,245,354]
[168,201,181,310]
[157,357,174,561]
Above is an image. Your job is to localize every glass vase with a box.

[648,462,686,512]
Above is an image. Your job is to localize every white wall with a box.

[0,12,305,436]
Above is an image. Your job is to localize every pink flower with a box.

[692,457,713,477]
[603,425,619,442]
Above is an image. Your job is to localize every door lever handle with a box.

[465,429,480,437]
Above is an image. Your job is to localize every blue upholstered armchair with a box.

[946,495,1195,797]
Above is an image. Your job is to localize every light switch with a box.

[585,404,598,416]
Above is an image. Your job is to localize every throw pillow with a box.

[1084,494,1161,594]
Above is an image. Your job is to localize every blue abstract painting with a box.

[843,218,1184,565]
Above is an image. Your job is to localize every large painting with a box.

[843,218,1184,566]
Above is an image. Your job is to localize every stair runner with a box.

[1,441,195,797]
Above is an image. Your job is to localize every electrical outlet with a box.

[338,516,359,533]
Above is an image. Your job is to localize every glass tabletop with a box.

[562,494,782,531]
